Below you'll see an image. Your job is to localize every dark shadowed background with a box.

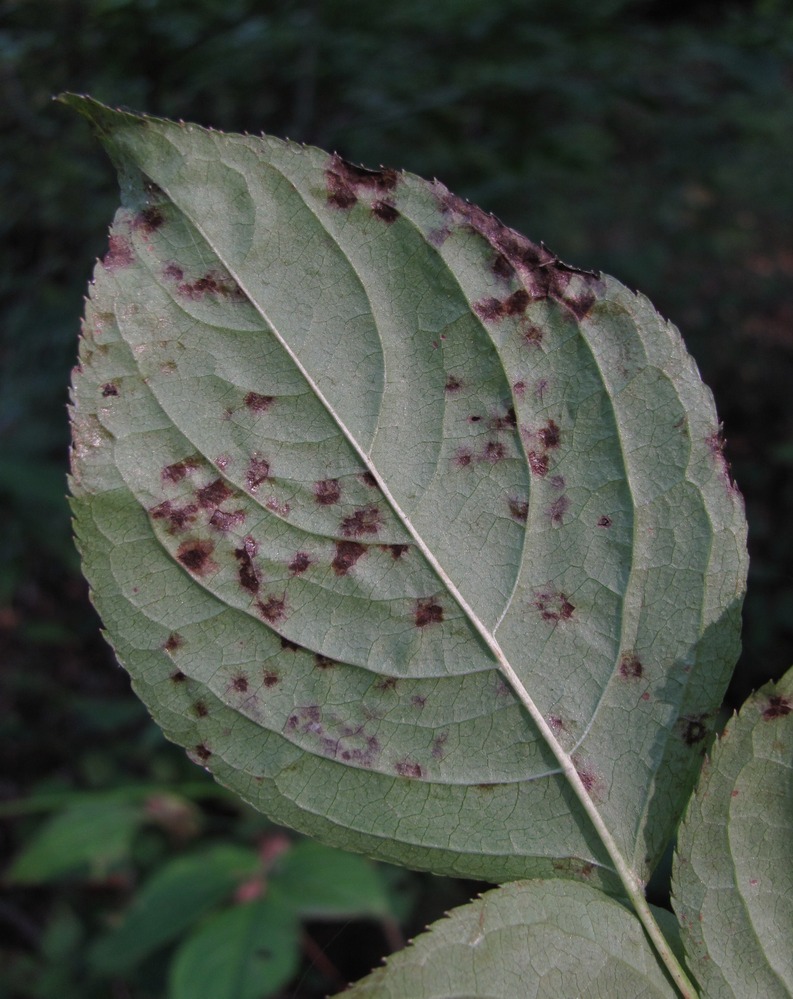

[2,1,792,996]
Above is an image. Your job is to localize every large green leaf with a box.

[334,880,679,998]
[64,95,746,898]
[672,666,793,996]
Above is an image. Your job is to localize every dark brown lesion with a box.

[288,552,312,575]
[533,589,574,623]
[415,597,443,627]
[197,479,234,509]
[150,500,199,534]
[618,651,643,680]
[678,715,708,746]
[332,540,366,576]
[434,184,603,319]
[325,154,399,211]
[340,506,382,537]
[244,392,274,413]
[234,545,260,594]
[508,497,529,522]
[176,538,217,576]
[257,594,287,623]
[762,695,792,720]
[313,479,341,505]
[162,456,200,484]
[176,269,246,302]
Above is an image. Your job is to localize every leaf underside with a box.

[334,880,679,998]
[673,667,793,997]
[65,94,747,889]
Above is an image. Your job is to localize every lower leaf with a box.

[335,880,678,998]
[672,666,793,997]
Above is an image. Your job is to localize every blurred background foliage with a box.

[1,0,792,996]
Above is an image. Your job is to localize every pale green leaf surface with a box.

[64,95,746,888]
[334,880,678,998]
[168,894,299,999]
[672,666,793,997]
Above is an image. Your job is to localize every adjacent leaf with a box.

[334,880,678,997]
[168,894,299,999]
[672,666,793,997]
[90,844,260,973]
[7,801,142,884]
[63,94,747,894]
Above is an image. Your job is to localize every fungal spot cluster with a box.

[435,185,603,320]
[705,428,740,495]
[454,401,518,469]
[473,289,531,323]
[151,500,199,534]
[167,267,246,302]
[678,714,709,747]
[257,594,287,623]
[524,418,562,482]
[176,538,217,576]
[289,552,312,575]
[325,154,399,217]
[533,589,574,623]
[508,497,529,523]
[762,695,791,720]
[381,544,409,560]
[618,651,644,680]
[103,234,134,271]
[340,505,383,537]
[415,597,444,627]
[234,541,260,594]
[162,457,200,484]
[133,205,166,233]
[314,478,341,505]
[244,392,274,413]
[245,454,271,493]
[394,759,423,779]
[547,494,570,527]
[164,633,184,652]
[332,540,366,576]
[285,705,382,767]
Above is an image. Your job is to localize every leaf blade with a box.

[66,95,747,896]
[672,667,793,996]
[333,880,679,998]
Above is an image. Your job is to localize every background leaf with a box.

[90,844,260,973]
[672,666,793,997]
[333,880,678,998]
[65,95,747,891]
[277,841,392,919]
[7,800,142,884]
[168,894,300,999]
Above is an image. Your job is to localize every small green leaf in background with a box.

[276,840,391,919]
[672,665,793,997]
[169,894,300,999]
[334,879,678,998]
[7,800,143,883]
[90,843,260,973]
